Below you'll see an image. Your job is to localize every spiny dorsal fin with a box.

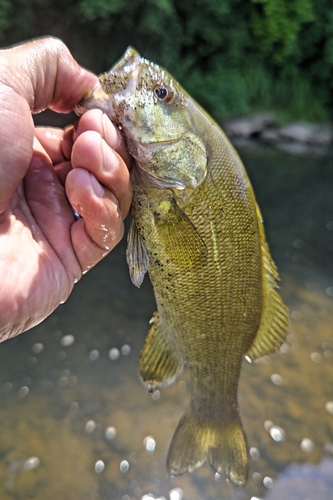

[246,205,289,361]
[139,312,183,391]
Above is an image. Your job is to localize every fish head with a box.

[76,47,207,194]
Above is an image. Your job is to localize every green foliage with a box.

[0,0,332,122]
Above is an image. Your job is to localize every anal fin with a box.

[139,312,183,391]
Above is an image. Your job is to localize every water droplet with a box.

[326,221,333,230]
[95,460,105,473]
[252,472,262,484]
[325,401,333,414]
[120,460,129,473]
[245,355,252,363]
[31,342,44,354]
[269,426,285,442]
[85,420,96,433]
[121,344,131,356]
[105,426,117,440]
[60,334,75,347]
[169,488,184,500]
[310,352,322,363]
[109,348,120,360]
[214,472,221,482]
[23,456,40,470]
[18,386,29,398]
[270,373,283,386]
[251,497,263,500]
[326,286,333,297]
[69,401,79,412]
[144,436,156,453]
[300,437,314,453]
[249,447,260,460]
[263,476,273,489]
[58,376,68,387]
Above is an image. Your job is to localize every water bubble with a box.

[120,460,129,473]
[69,401,79,412]
[60,334,75,347]
[251,497,263,500]
[56,351,67,362]
[105,426,117,440]
[270,373,283,386]
[252,472,262,484]
[263,476,273,489]
[326,287,333,297]
[152,390,161,401]
[249,447,260,460]
[18,386,29,398]
[291,310,302,321]
[300,437,314,453]
[85,420,96,433]
[292,238,305,249]
[58,376,68,387]
[214,472,221,482]
[325,401,333,415]
[280,343,290,353]
[310,352,322,363]
[27,357,37,367]
[144,436,156,454]
[109,348,120,361]
[31,342,44,354]
[169,488,184,500]
[269,426,285,442]
[121,344,131,356]
[94,460,105,473]
[264,420,274,432]
[23,456,40,470]
[326,221,333,230]
[89,349,100,361]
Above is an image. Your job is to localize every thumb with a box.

[0,37,98,214]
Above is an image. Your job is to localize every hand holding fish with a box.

[0,38,132,341]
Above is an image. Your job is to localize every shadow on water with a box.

[0,133,333,500]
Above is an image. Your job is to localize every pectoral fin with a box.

[139,312,183,391]
[126,220,149,287]
[155,198,207,266]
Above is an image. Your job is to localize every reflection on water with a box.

[0,142,333,500]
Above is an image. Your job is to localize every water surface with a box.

[0,140,332,500]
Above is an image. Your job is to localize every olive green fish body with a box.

[76,47,289,486]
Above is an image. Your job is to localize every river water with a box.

[0,136,332,500]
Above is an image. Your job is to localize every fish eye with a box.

[154,85,175,104]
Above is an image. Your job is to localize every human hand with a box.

[0,38,132,341]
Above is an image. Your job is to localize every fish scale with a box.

[75,46,289,486]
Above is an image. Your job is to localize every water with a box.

[0,141,332,500]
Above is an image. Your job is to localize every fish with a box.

[75,47,289,486]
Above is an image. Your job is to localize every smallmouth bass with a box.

[76,47,289,486]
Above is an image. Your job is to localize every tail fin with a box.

[167,407,248,486]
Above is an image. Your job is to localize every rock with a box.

[279,122,333,145]
[224,112,276,138]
